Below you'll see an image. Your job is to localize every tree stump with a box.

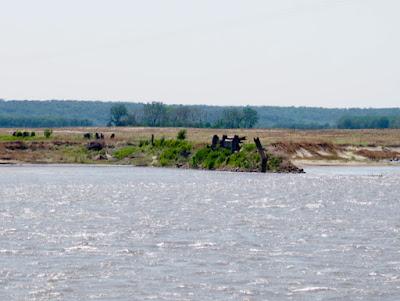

[254,137,268,173]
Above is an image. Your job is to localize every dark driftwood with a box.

[215,134,246,153]
[87,141,104,151]
[211,135,219,150]
[220,135,228,148]
[254,137,268,173]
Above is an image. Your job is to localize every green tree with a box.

[241,106,258,128]
[169,105,191,126]
[177,129,187,140]
[143,102,167,126]
[215,108,244,128]
[109,104,129,126]
[376,117,389,129]
[44,128,53,138]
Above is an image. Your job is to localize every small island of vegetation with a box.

[0,128,304,173]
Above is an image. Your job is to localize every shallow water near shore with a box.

[1,165,400,300]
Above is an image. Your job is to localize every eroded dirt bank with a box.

[269,141,400,166]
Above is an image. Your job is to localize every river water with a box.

[1,165,400,300]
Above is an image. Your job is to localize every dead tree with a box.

[220,135,228,148]
[211,135,219,150]
[213,134,245,153]
[254,137,268,173]
[231,135,246,153]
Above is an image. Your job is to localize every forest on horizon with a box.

[1,99,400,129]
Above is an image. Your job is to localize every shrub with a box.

[139,140,149,147]
[44,129,53,138]
[228,145,259,169]
[192,143,269,171]
[268,155,282,171]
[158,139,192,166]
[177,129,187,140]
[191,146,231,170]
[30,132,36,137]
[191,147,210,168]
[113,146,137,160]
[154,137,166,147]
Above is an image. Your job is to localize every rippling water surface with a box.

[1,165,400,300]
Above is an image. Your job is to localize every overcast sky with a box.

[1,0,399,107]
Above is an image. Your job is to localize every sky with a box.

[0,0,399,107]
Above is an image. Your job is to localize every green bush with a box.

[113,146,137,160]
[158,139,192,166]
[154,137,166,147]
[139,140,149,147]
[227,144,259,169]
[242,143,256,152]
[268,156,282,171]
[191,146,231,169]
[191,143,273,171]
[44,129,53,138]
[177,129,187,140]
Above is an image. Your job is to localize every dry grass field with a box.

[2,127,400,146]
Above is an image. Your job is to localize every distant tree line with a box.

[337,116,400,129]
[271,122,331,130]
[0,116,92,127]
[108,102,259,128]
[2,99,400,129]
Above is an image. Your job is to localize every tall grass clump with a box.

[177,129,187,140]
[113,146,137,160]
[267,156,283,172]
[44,129,53,138]
[191,146,231,169]
[158,139,192,166]
[192,143,283,171]
[227,144,259,169]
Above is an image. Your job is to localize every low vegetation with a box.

[113,146,137,160]
[44,129,53,138]
[0,127,297,172]
[112,137,192,167]
[1,127,399,169]
[191,143,286,172]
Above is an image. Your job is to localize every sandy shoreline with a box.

[294,159,400,167]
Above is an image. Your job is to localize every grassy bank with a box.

[0,127,400,168]
[0,128,303,172]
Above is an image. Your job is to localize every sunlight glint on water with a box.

[0,165,400,300]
